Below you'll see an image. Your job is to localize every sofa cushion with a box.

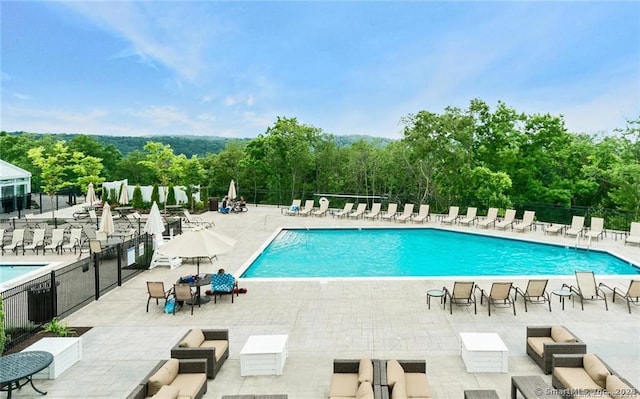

[387,360,405,389]
[151,385,180,399]
[391,381,408,399]
[356,381,374,399]
[606,375,639,399]
[583,354,610,388]
[405,372,431,398]
[553,367,604,391]
[358,358,374,383]
[200,339,229,361]
[148,359,179,396]
[527,336,555,357]
[171,373,206,399]
[329,373,359,398]
[551,326,575,343]
[179,329,205,348]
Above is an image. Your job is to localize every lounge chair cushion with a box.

[200,339,229,361]
[606,375,638,399]
[387,359,405,388]
[358,358,374,383]
[151,385,180,399]
[551,326,575,343]
[148,359,179,396]
[405,372,430,398]
[356,381,374,399]
[179,329,205,348]
[583,354,610,388]
[171,373,207,399]
[527,337,555,357]
[554,367,605,391]
[391,381,408,399]
[329,373,359,398]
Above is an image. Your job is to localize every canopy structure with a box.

[0,159,32,214]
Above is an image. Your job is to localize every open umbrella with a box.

[143,201,165,249]
[228,180,237,200]
[85,182,97,204]
[156,229,236,275]
[99,202,115,235]
[119,183,129,205]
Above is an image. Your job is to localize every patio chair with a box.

[625,222,640,246]
[396,203,414,222]
[284,199,302,215]
[526,326,586,374]
[412,204,430,223]
[513,211,535,232]
[495,209,516,230]
[298,199,316,216]
[87,209,100,229]
[440,206,459,225]
[476,282,516,316]
[562,271,608,311]
[23,228,46,255]
[183,210,214,229]
[5,229,25,255]
[44,229,66,254]
[585,217,605,241]
[62,228,83,254]
[544,223,566,235]
[312,199,330,217]
[380,203,398,221]
[334,202,354,218]
[146,281,171,312]
[364,203,382,220]
[210,272,238,303]
[477,207,498,229]
[443,281,476,314]
[171,329,230,379]
[514,279,551,312]
[348,203,367,219]
[564,215,585,238]
[458,207,478,226]
[599,280,640,314]
[172,283,197,315]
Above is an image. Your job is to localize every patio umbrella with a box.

[99,202,115,235]
[143,201,165,249]
[156,229,236,275]
[118,183,129,205]
[228,180,237,200]
[85,182,97,204]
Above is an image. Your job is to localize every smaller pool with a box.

[0,264,48,285]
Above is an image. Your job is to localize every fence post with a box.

[50,271,58,318]
[117,243,122,286]
[94,253,100,301]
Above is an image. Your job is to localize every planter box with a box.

[23,337,83,379]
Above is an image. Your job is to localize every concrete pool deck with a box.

[4,204,640,398]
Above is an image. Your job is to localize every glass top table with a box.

[0,350,53,398]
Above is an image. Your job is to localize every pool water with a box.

[242,228,639,278]
[0,264,47,284]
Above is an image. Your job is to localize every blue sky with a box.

[1,1,638,139]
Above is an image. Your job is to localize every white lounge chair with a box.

[625,222,640,246]
[334,203,354,218]
[413,204,430,223]
[586,217,605,241]
[23,229,46,254]
[183,210,214,228]
[477,208,498,229]
[380,204,398,221]
[563,271,608,311]
[298,200,316,217]
[544,223,566,235]
[62,228,83,254]
[312,200,330,217]
[150,253,182,270]
[565,216,585,238]
[441,206,459,225]
[458,207,478,226]
[513,211,536,232]
[44,229,66,254]
[5,229,25,254]
[396,204,415,223]
[364,203,382,220]
[284,199,302,215]
[495,209,516,230]
[348,203,367,219]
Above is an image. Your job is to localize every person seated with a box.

[218,196,231,214]
[210,268,237,302]
[235,196,247,212]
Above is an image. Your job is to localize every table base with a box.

[1,375,48,398]
[187,296,211,305]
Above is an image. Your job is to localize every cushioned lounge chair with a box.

[625,222,640,246]
[284,199,302,215]
[412,204,430,223]
[476,282,516,316]
[334,203,354,218]
[513,210,535,232]
[458,207,478,226]
[171,329,229,379]
[477,207,498,228]
[5,229,25,254]
[599,280,640,314]
[364,203,382,220]
[380,203,398,221]
[348,203,367,219]
[23,228,46,254]
[495,209,516,230]
[564,216,585,238]
[585,217,605,241]
[210,273,238,303]
[525,326,586,374]
[396,204,414,223]
[44,229,66,254]
[562,271,608,311]
[443,281,476,314]
[146,281,171,312]
[440,206,459,225]
[514,279,551,312]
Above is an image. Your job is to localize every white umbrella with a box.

[85,182,97,204]
[99,202,115,235]
[143,202,165,248]
[157,229,236,275]
[228,180,237,200]
[119,183,129,205]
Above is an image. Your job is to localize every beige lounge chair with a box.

[443,281,476,314]
[61,228,83,254]
[334,202,354,218]
[565,216,585,238]
[380,203,398,221]
[626,222,640,246]
[298,199,315,216]
[477,207,498,228]
[311,200,330,217]
[364,203,381,220]
[458,207,478,226]
[440,206,459,225]
[514,279,551,312]
[44,229,66,254]
[5,229,25,254]
[563,271,608,311]
[477,282,516,316]
[23,228,46,254]
[396,204,414,223]
[495,209,516,230]
[513,211,535,232]
[586,217,605,241]
[183,210,214,228]
[348,203,367,219]
[599,280,640,314]
[284,199,302,215]
[544,223,566,235]
[412,204,430,223]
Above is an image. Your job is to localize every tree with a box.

[151,184,160,206]
[131,185,144,209]
[166,184,177,205]
[27,141,76,218]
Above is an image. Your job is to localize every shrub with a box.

[166,185,176,205]
[43,317,76,337]
[151,184,160,205]
[131,185,143,209]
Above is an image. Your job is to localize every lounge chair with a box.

[440,206,459,225]
[544,223,566,235]
[348,203,367,219]
[364,203,382,220]
[477,207,498,228]
[0,228,4,254]
[513,211,535,232]
[284,199,302,215]
[146,281,171,312]
[458,207,478,226]
[172,283,197,315]
[396,204,414,223]
[210,272,238,303]
[599,280,640,314]
[380,203,398,221]
[443,281,476,314]
[150,252,182,270]
[312,200,330,217]
[514,279,551,312]
[412,204,430,223]
[585,217,605,241]
[564,216,585,238]
[476,282,516,316]
[562,271,608,310]
[183,210,214,228]
[334,202,354,218]
[625,222,640,246]
[298,199,315,217]
[495,209,516,230]
[5,229,25,254]
[526,326,586,374]
[44,229,66,254]
[23,228,46,255]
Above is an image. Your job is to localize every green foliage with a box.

[151,184,160,205]
[131,185,144,209]
[101,187,108,203]
[109,188,117,203]
[166,185,177,205]
[0,295,5,354]
[43,317,76,337]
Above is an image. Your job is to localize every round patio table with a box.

[0,350,53,398]
[551,289,572,310]
[177,274,212,305]
[427,289,446,309]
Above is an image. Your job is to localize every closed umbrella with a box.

[119,183,129,205]
[99,202,115,235]
[156,229,236,276]
[143,201,165,249]
[86,182,97,204]
[228,180,237,200]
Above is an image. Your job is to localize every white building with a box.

[0,159,32,214]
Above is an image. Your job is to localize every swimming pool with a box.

[0,264,49,284]
[241,228,640,278]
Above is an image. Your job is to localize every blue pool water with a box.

[0,264,47,284]
[242,228,639,278]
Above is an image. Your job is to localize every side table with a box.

[464,390,499,399]
[511,375,562,399]
[426,289,446,309]
[551,289,571,310]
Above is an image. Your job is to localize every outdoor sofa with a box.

[328,358,387,399]
[171,328,229,379]
[526,325,587,374]
[126,358,207,399]
[384,359,431,399]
